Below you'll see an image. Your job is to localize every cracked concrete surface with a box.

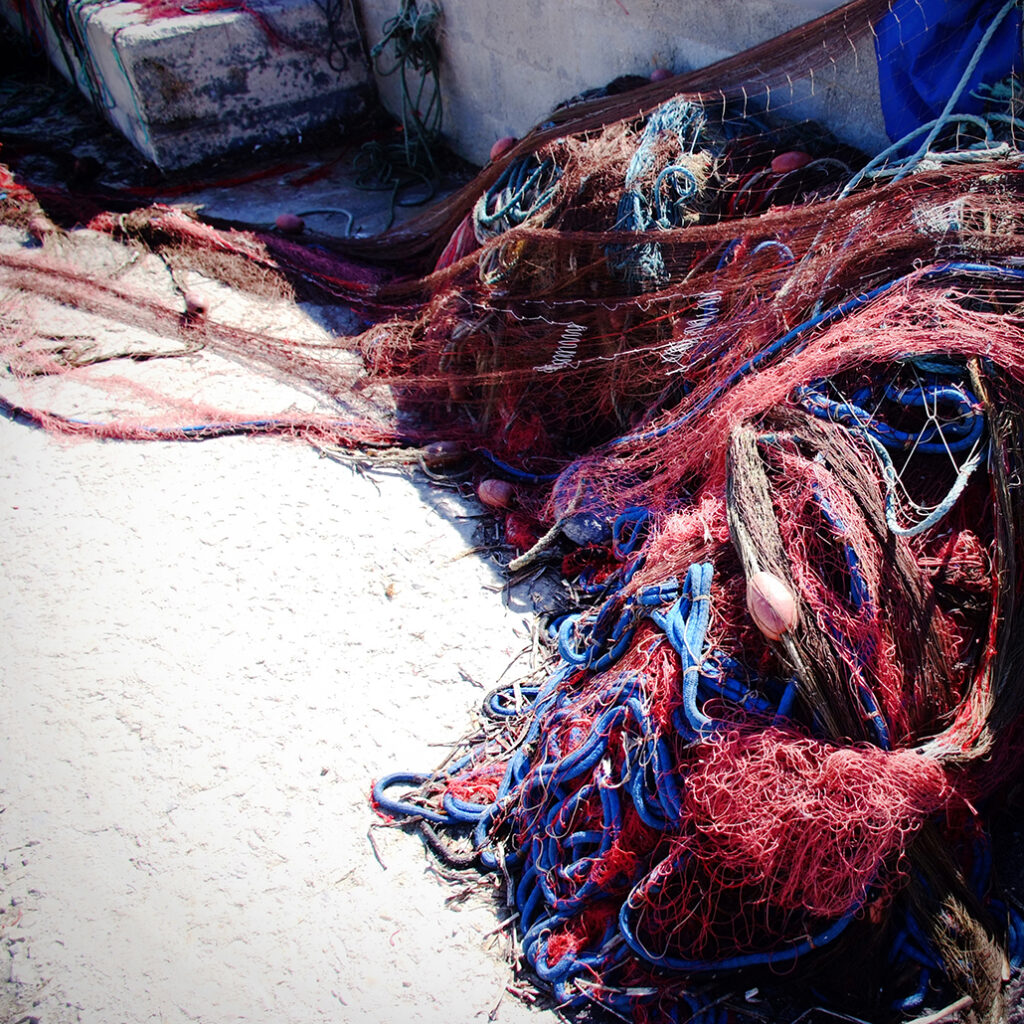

[0,224,556,1024]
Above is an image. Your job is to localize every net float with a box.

[477,478,515,509]
[746,570,799,641]
[650,68,673,81]
[274,212,305,234]
[183,289,208,319]
[422,440,465,470]
[489,136,517,162]
[27,213,55,242]
[770,150,812,174]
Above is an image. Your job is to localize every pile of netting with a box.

[374,259,1024,1021]
[357,5,1024,1020]
[3,0,1024,1020]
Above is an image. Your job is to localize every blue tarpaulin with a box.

[875,0,1022,143]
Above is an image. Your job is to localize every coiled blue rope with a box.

[618,887,856,973]
[650,562,715,737]
[796,375,985,455]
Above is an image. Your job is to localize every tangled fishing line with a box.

[3,0,1024,1021]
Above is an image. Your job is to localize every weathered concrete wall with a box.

[3,0,373,171]
[356,0,888,165]
[2,0,890,174]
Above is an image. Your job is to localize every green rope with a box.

[355,0,444,227]
[370,0,443,173]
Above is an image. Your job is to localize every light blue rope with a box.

[865,430,986,537]
[609,98,712,290]
[837,113,996,201]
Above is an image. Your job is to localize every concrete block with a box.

[356,0,888,165]
[3,0,374,171]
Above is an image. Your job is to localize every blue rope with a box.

[474,155,561,238]
[475,449,561,482]
[838,113,997,200]
[612,505,650,557]
[1009,905,1024,970]
[796,376,985,455]
[810,482,872,612]
[863,429,986,537]
[606,262,1024,449]
[649,562,715,737]
[618,885,855,972]
[373,772,461,826]
[484,685,541,718]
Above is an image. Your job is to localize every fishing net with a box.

[3,0,1024,1020]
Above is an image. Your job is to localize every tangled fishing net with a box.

[3,0,1024,1020]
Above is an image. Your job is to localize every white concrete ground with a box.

[0,228,557,1024]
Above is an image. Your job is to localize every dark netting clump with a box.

[3,0,1024,1021]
